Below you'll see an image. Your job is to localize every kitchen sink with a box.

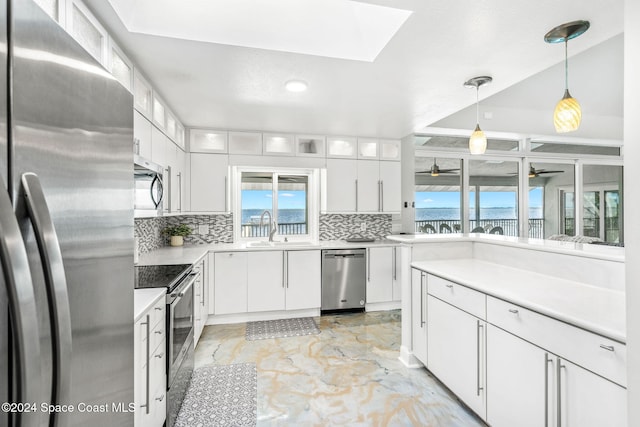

[246,241,316,248]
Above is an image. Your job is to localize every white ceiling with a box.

[87,0,624,139]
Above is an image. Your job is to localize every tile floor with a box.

[194,310,486,426]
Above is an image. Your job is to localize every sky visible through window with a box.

[415,188,543,209]
[242,190,306,209]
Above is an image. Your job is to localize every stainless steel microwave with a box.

[134,154,164,217]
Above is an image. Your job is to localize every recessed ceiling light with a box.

[285,80,308,93]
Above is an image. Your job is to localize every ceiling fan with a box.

[528,166,564,178]
[416,159,460,177]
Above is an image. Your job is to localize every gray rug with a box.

[245,317,320,341]
[175,363,257,427]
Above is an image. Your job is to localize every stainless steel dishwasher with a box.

[321,249,366,312]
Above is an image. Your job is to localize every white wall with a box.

[626,0,640,423]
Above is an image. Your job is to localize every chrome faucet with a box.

[259,210,277,242]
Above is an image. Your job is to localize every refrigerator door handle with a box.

[0,186,43,427]
[21,173,72,419]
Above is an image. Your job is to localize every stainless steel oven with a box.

[166,270,198,427]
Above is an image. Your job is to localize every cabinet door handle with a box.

[154,307,162,311]
[224,176,228,212]
[177,172,182,212]
[154,330,162,335]
[599,344,615,352]
[420,272,425,327]
[367,248,370,282]
[155,394,165,402]
[508,309,519,314]
[144,314,151,414]
[544,353,552,427]
[557,359,565,427]
[155,352,164,359]
[380,180,384,212]
[282,252,286,288]
[476,320,484,396]
[392,247,396,281]
[285,252,289,288]
[446,284,453,289]
[355,179,358,212]
[165,167,172,213]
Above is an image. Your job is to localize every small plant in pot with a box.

[162,224,192,247]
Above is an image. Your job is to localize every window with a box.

[582,164,623,243]
[468,160,519,236]
[236,168,317,241]
[414,156,462,234]
[528,162,574,238]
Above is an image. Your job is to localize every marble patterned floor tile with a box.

[195,311,486,427]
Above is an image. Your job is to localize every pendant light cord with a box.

[564,40,569,90]
[475,86,480,125]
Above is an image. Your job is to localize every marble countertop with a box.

[137,239,400,266]
[388,233,625,263]
[411,258,626,343]
[134,288,166,322]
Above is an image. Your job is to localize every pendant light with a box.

[464,76,492,155]
[544,20,590,133]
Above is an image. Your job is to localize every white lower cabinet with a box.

[247,250,321,312]
[215,250,321,315]
[427,295,486,420]
[134,297,166,427]
[214,252,247,314]
[410,268,427,364]
[487,324,627,427]
[247,251,285,312]
[285,250,321,310]
[366,247,393,303]
[486,325,548,427]
[193,257,208,345]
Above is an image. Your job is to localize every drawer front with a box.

[150,297,166,330]
[150,314,166,356]
[427,274,486,319]
[487,296,626,387]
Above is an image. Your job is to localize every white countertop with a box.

[134,288,166,322]
[137,239,399,266]
[388,233,625,263]
[411,258,626,343]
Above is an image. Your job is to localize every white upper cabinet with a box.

[152,95,166,130]
[133,110,152,159]
[380,139,401,161]
[66,0,108,64]
[109,42,133,92]
[190,154,229,212]
[356,160,379,212]
[190,129,228,153]
[176,123,185,150]
[327,136,357,158]
[379,161,401,213]
[228,132,262,155]
[295,135,325,157]
[325,159,357,212]
[134,70,153,119]
[263,133,295,156]
[357,138,379,159]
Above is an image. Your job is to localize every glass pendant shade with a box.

[554,89,581,133]
[468,124,487,155]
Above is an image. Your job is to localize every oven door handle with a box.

[178,272,198,297]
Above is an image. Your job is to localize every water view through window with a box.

[240,172,308,237]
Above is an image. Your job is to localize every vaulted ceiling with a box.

[88,0,624,139]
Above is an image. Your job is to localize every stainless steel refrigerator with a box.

[1,1,134,426]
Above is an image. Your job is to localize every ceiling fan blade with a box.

[438,168,460,173]
[536,170,564,175]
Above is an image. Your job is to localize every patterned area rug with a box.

[175,363,257,427]
[245,317,320,341]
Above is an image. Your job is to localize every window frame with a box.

[232,166,319,243]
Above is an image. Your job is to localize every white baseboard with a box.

[365,301,401,312]
[205,308,320,325]
[399,345,424,369]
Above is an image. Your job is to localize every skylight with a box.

[107,0,412,62]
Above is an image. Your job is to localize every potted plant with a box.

[162,224,192,247]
